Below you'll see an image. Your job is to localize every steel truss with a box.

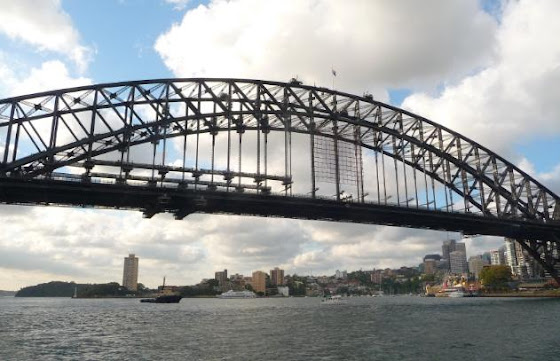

[1,78,559,281]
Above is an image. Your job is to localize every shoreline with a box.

[479,293,560,298]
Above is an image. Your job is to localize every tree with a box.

[422,274,436,283]
[337,286,349,296]
[15,281,76,297]
[136,283,148,295]
[479,265,512,291]
[348,271,370,285]
[286,276,306,296]
[206,279,219,288]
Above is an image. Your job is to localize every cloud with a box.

[155,0,496,95]
[0,0,93,72]
[7,60,91,97]
[516,158,560,195]
[402,0,560,164]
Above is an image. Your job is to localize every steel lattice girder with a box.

[1,78,558,223]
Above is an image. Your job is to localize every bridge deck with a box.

[1,177,558,241]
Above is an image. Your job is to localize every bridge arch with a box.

[1,78,559,280]
[1,78,558,221]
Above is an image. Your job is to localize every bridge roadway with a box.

[1,176,559,241]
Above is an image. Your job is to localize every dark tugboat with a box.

[140,277,182,304]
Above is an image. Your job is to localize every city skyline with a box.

[1,0,560,291]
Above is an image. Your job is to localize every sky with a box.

[0,0,559,290]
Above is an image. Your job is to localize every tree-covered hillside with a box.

[16,281,77,297]
[15,281,146,297]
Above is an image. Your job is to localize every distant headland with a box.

[14,281,148,298]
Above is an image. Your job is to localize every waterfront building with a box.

[251,271,267,294]
[509,239,543,280]
[122,254,139,291]
[424,259,437,275]
[243,276,253,287]
[277,286,289,297]
[335,270,347,279]
[504,238,518,275]
[370,270,383,284]
[215,269,228,290]
[514,241,529,278]
[450,251,468,274]
[468,255,484,279]
[270,267,285,286]
[423,254,442,275]
[228,273,246,290]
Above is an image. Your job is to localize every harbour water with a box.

[1,296,559,360]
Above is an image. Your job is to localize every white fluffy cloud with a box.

[8,60,91,97]
[155,0,496,96]
[402,0,560,167]
[517,157,560,195]
[0,0,92,71]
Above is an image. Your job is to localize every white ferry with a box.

[217,290,257,299]
[320,295,347,305]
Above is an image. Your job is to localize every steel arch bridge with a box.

[1,78,559,281]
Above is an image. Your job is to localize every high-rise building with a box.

[455,242,466,255]
[215,269,228,290]
[442,240,456,265]
[442,240,467,272]
[122,254,139,291]
[251,271,267,294]
[450,250,468,274]
[490,249,505,265]
[335,270,347,279]
[423,254,442,262]
[423,254,442,275]
[270,267,285,286]
[504,238,518,274]
[506,238,543,280]
[482,252,492,265]
[468,255,484,279]
[424,259,437,275]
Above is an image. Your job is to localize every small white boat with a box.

[321,295,347,305]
